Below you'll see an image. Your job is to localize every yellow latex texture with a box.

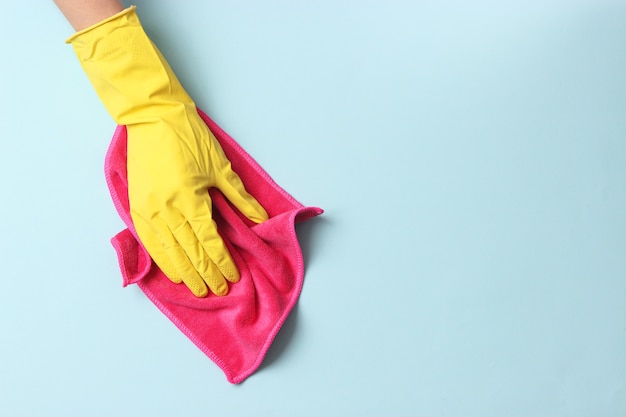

[67,7,268,297]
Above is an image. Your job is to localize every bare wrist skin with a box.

[54,0,125,31]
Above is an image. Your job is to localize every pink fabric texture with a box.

[104,109,322,384]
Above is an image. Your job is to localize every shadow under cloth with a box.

[104,108,323,384]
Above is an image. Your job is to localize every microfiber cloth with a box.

[104,108,323,384]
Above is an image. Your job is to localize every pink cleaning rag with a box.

[105,108,322,384]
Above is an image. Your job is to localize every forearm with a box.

[54,0,124,31]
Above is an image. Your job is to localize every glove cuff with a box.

[65,5,195,126]
[65,6,137,44]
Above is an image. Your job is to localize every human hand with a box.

[126,111,268,297]
[68,6,268,296]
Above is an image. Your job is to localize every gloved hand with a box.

[67,6,268,297]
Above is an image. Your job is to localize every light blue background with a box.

[1,1,625,416]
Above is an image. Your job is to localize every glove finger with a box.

[130,211,182,284]
[175,195,242,286]
[133,211,210,297]
[210,147,268,223]
[164,204,235,295]
[163,239,214,298]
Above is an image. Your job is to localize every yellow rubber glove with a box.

[67,6,268,297]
